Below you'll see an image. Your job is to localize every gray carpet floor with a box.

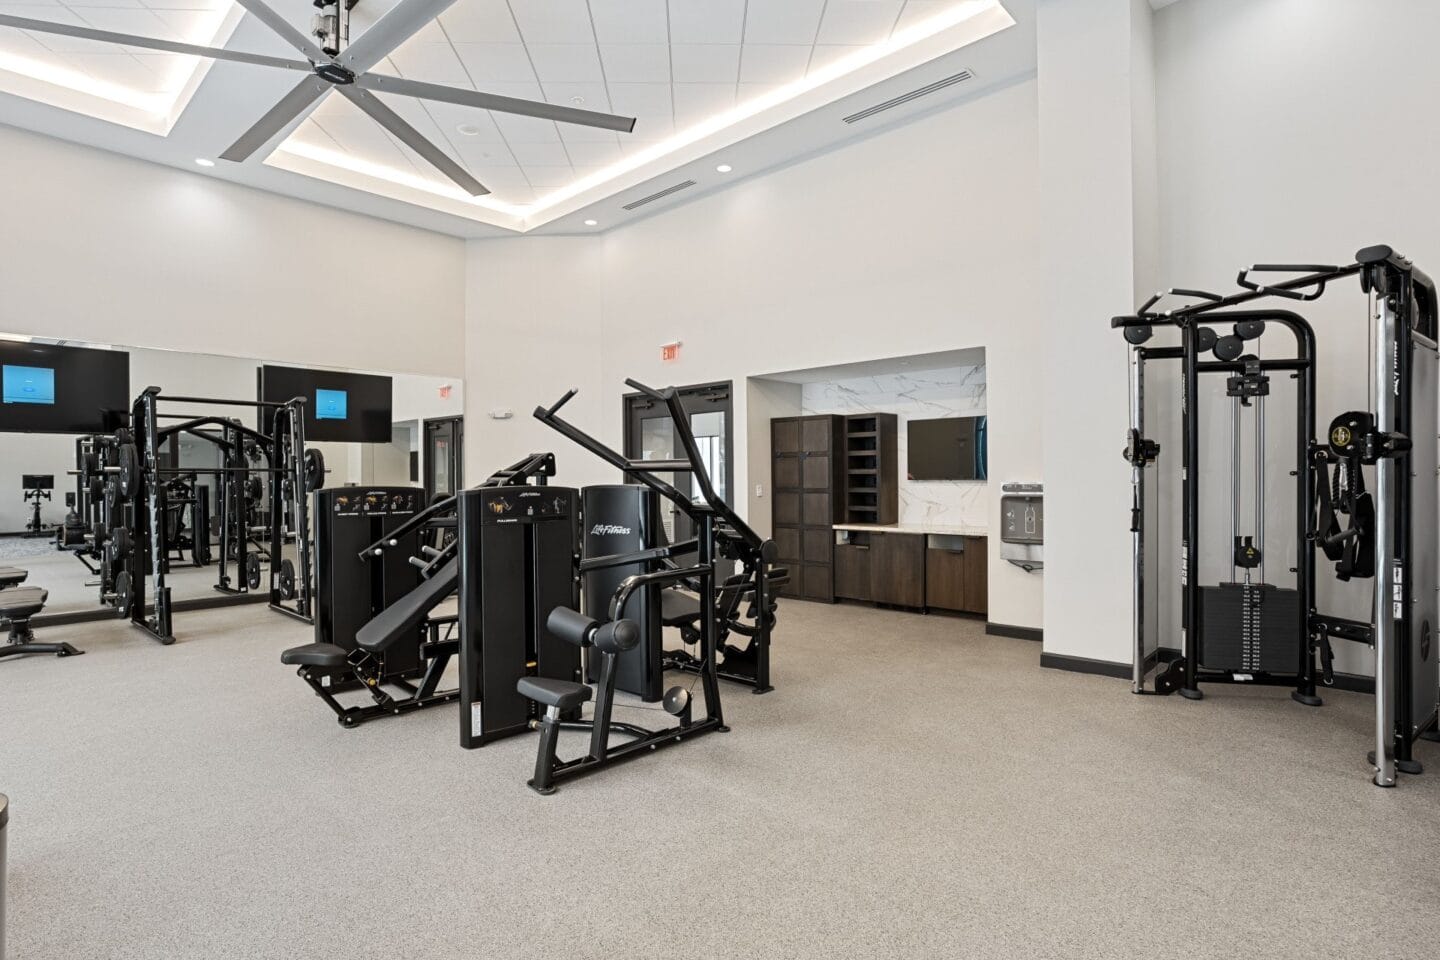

[1,600,1437,959]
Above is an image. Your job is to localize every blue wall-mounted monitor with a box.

[3,365,56,405]
[315,388,348,421]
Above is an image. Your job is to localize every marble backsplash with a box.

[801,365,988,528]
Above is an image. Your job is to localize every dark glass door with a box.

[423,417,464,501]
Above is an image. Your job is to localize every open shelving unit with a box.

[844,413,897,525]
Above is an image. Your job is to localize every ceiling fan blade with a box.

[0,13,311,71]
[338,0,460,73]
[220,74,328,162]
[356,73,637,133]
[232,0,330,64]
[336,86,488,197]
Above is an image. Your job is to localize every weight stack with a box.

[582,485,663,702]
[1198,583,1301,674]
[314,487,425,678]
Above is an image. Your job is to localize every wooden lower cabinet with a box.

[834,531,988,615]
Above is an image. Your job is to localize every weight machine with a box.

[524,380,786,794]
[1116,245,1439,786]
[118,387,320,643]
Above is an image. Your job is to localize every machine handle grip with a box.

[537,388,578,419]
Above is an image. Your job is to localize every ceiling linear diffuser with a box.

[621,180,699,212]
[0,0,637,197]
[842,70,976,124]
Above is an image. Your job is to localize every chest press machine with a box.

[1117,245,1439,787]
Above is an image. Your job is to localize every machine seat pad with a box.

[516,676,592,710]
[660,588,701,627]
[0,587,47,620]
[280,642,349,669]
[0,567,29,588]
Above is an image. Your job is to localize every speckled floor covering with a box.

[1,599,1436,959]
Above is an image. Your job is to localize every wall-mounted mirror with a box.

[0,335,462,627]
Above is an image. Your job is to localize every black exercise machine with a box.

[279,454,560,728]
[1117,244,1439,787]
[523,379,786,794]
[0,567,80,660]
[21,475,53,538]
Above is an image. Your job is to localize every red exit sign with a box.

[660,341,682,362]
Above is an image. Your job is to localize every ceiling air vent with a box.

[622,179,698,211]
[842,70,975,124]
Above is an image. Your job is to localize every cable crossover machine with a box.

[1115,245,1439,787]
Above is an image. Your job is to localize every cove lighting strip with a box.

[274,0,1012,229]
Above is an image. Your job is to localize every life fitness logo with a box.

[590,524,632,537]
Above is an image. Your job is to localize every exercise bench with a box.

[0,578,82,661]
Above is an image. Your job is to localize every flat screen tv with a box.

[257,365,392,442]
[0,340,129,434]
[907,416,987,481]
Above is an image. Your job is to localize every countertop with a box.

[833,522,989,537]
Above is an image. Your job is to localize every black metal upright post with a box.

[1181,322,1202,700]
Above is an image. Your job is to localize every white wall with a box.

[0,125,466,378]
[1038,0,1158,664]
[1154,0,1440,674]
[466,79,1046,631]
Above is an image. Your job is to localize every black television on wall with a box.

[907,416,988,481]
[257,364,392,443]
[0,340,129,434]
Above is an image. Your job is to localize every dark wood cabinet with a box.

[835,532,988,615]
[871,532,925,607]
[772,415,843,602]
[834,543,873,602]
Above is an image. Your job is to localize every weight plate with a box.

[114,570,132,617]
[117,443,141,499]
[279,558,296,600]
[209,515,223,538]
[1196,327,1218,352]
[89,476,104,499]
[245,552,262,590]
[114,428,133,446]
[92,520,108,546]
[245,476,264,501]
[304,448,327,493]
[104,481,120,521]
[111,526,133,558]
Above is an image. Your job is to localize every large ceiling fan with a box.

[0,0,637,196]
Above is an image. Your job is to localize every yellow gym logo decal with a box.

[1332,425,1352,447]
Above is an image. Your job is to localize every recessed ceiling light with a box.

[456,123,482,136]
[583,219,598,226]
[570,96,585,105]
[194,158,215,167]
[715,163,732,173]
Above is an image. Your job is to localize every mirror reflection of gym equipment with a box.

[1118,245,1439,787]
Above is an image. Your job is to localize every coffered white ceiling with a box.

[0,1,1035,235]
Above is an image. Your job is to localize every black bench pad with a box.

[517,676,591,710]
[280,642,349,669]
[355,558,459,654]
[0,567,28,588]
[0,587,47,620]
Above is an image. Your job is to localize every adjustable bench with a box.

[0,584,83,660]
[280,557,461,727]
[0,567,29,589]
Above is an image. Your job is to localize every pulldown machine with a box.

[524,380,787,794]
[1116,245,1439,786]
